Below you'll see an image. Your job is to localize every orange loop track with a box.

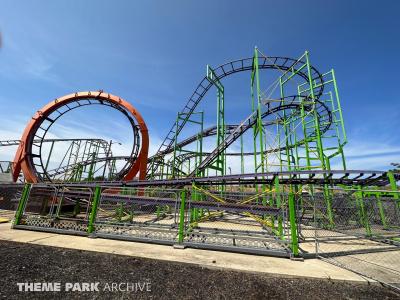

[12,91,149,183]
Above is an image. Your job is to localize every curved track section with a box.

[149,97,331,161]
[35,170,397,188]
[45,155,133,179]
[189,95,323,176]
[12,91,149,183]
[152,96,331,177]
[148,56,325,175]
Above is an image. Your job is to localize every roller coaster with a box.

[1,48,399,262]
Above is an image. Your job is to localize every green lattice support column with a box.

[14,184,31,226]
[172,114,180,178]
[191,183,199,222]
[288,189,299,256]
[331,69,348,148]
[206,66,226,192]
[240,134,244,192]
[251,48,267,199]
[305,51,325,170]
[274,176,283,238]
[87,186,101,234]
[178,190,187,243]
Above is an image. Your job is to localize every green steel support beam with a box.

[172,114,179,178]
[14,184,31,226]
[376,193,388,229]
[178,190,187,243]
[296,80,312,169]
[156,205,161,219]
[206,65,226,181]
[44,141,55,171]
[191,182,199,222]
[240,133,244,186]
[305,51,325,170]
[251,48,267,198]
[331,69,347,144]
[274,176,283,238]
[288,190,299,256]
[87,152,96,181]
[322,185,334,227]
[355,187,372,237]
[388,171,399,196]
[87,186,101,234]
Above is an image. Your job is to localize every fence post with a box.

[87,186,101,235]
[288,191,299,256]
[178,190,187,244]
[14,184,31,226]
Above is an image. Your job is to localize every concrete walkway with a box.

[0,221,371,283]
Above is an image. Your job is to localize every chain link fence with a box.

[182,188,292,256]
[299,188,400,290]
[11,183,400,288]
[13,184,295,256]
[16,185,92,234]
[93,187,180,244]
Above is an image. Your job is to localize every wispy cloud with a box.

[0,26,66,87]
[330,139,400,170]
[344,141,400,158]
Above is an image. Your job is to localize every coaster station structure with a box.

[0,138,123,182]
[5,48,400,258]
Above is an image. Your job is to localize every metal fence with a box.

[182,188,292,256]
[0,161,12,173]
[15,185,92,234]
[12,183,400,288]
[298,189,400,290]
[93,187,180,244]
[13,184,295,256]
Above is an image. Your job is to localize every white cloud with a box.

[331,154,399,171]
[337,139,400,170]
[0,28,66,87]
[344,141,400,158]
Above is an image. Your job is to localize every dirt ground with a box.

[0,241,399,299]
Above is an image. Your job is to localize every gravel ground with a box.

[0,240,399,300]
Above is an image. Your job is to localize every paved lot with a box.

[1,240,399,299]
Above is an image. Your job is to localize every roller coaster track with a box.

[0,138,109,147]
[12,92,149,183]
[149,97,331,176]
[152,96,330,177]
[0,138,140,181]
[45,155,132,179]
[147,56,325,175]
[188,96,323,177]
[0,140,28,147]
[20,170,397,188]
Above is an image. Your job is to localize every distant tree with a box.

[390,163,400,173]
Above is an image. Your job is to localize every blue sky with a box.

[0,0,399,170]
